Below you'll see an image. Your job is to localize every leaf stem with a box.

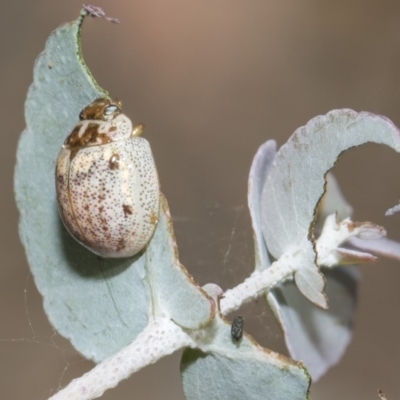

[49,259,297,399]
[220,258,295,315]
[49,318,195,400]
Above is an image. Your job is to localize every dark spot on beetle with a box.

[109,153,120,170]
[57,175,64,185]
[85,123,112,145]
[64,122,114,161]
[123,204,133,217]
[116,238,126,251]
[86,215,93,227]
[100,216,107,225]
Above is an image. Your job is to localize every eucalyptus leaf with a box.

[249,122,400,378]
[180,316,311,400]
[15,11,152,362]
[146,195,214,329]
[316,173,353,226]
[268,266,359,381]
[15,10,213,363]
[261,109,400,259]
[248,140,276,272]
[260,110,400,306]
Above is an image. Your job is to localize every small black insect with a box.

[231,316,244,342]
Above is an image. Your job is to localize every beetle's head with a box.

[79,98,122,121]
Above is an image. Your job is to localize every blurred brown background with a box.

[2,1,400,399]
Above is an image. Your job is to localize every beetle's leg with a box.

[132,123,144,137]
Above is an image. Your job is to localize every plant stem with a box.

[220,258,295,315]
[49,318,194,400]
[49,259,296,399]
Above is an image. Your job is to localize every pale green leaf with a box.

[180,317,311,400]
[146,196,215,329]
[15,11,213,363]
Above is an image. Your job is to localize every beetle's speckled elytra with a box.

[56,98,160,258]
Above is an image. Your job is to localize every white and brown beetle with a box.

[56,98,159,258]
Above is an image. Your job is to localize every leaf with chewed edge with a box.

[249,139,358,378]
[15,10,213,363]
[266,173,359,380]
[261,110,400,306]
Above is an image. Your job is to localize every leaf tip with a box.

[82,4,121,24]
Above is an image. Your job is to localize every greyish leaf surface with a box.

[14,12,150,362]
[260,110,400,307]
[248,140,276,272]
[249,114,400,377]
[146,195,215,329]
[268,266,358,381]
[180,316,311,400]
[251,111,400,377]
[267,173,359,380]
[15,11,212,362]
[261,110,400,259]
